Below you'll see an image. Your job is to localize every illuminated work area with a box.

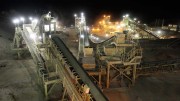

[0,1,180,101]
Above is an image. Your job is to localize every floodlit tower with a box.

[74,12,89,61]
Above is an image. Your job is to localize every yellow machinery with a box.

[90,15,128,37]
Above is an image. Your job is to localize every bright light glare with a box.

[129,28,133,31]
[33,19,38,23]
[81,19,84,23]
[74,14,77,17]
[105,34,109,37]
[134,18,137,21]
[80,34,84,38]
[13,19,19,24]
[51,19,56,22]
[20,17,25,22]
[51,24,55,31]
[20,18,24,22]
[134,34,139,38]
[120,23,125,27]
[38,36,42,39]
[126,14,129,17]
[157,30,161,34]
[30,33,36,39]
[117,25,121,29]
[44,25,49,32]
[46,14,50,18]
[29,17,33,20]
[81,12,84,16]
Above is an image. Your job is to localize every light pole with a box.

[74,14,77,27]
[74,12,87,61]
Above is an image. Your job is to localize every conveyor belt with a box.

[89,36,116,47]
[130,21,160,39]
[52,36,108,101]
[139,26,159,39]
[97,36,116,46]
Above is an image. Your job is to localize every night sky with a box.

[0,0,180,26]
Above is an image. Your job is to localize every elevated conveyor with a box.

[129,21,160,39]
[52,37,108,101]
[12,13,108,101]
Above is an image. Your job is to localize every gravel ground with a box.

[0,29,44,101]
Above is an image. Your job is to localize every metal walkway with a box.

[12,13,108,101]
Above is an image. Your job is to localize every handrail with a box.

[124,47,142,62]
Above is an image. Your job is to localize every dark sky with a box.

[0,0,180,26]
